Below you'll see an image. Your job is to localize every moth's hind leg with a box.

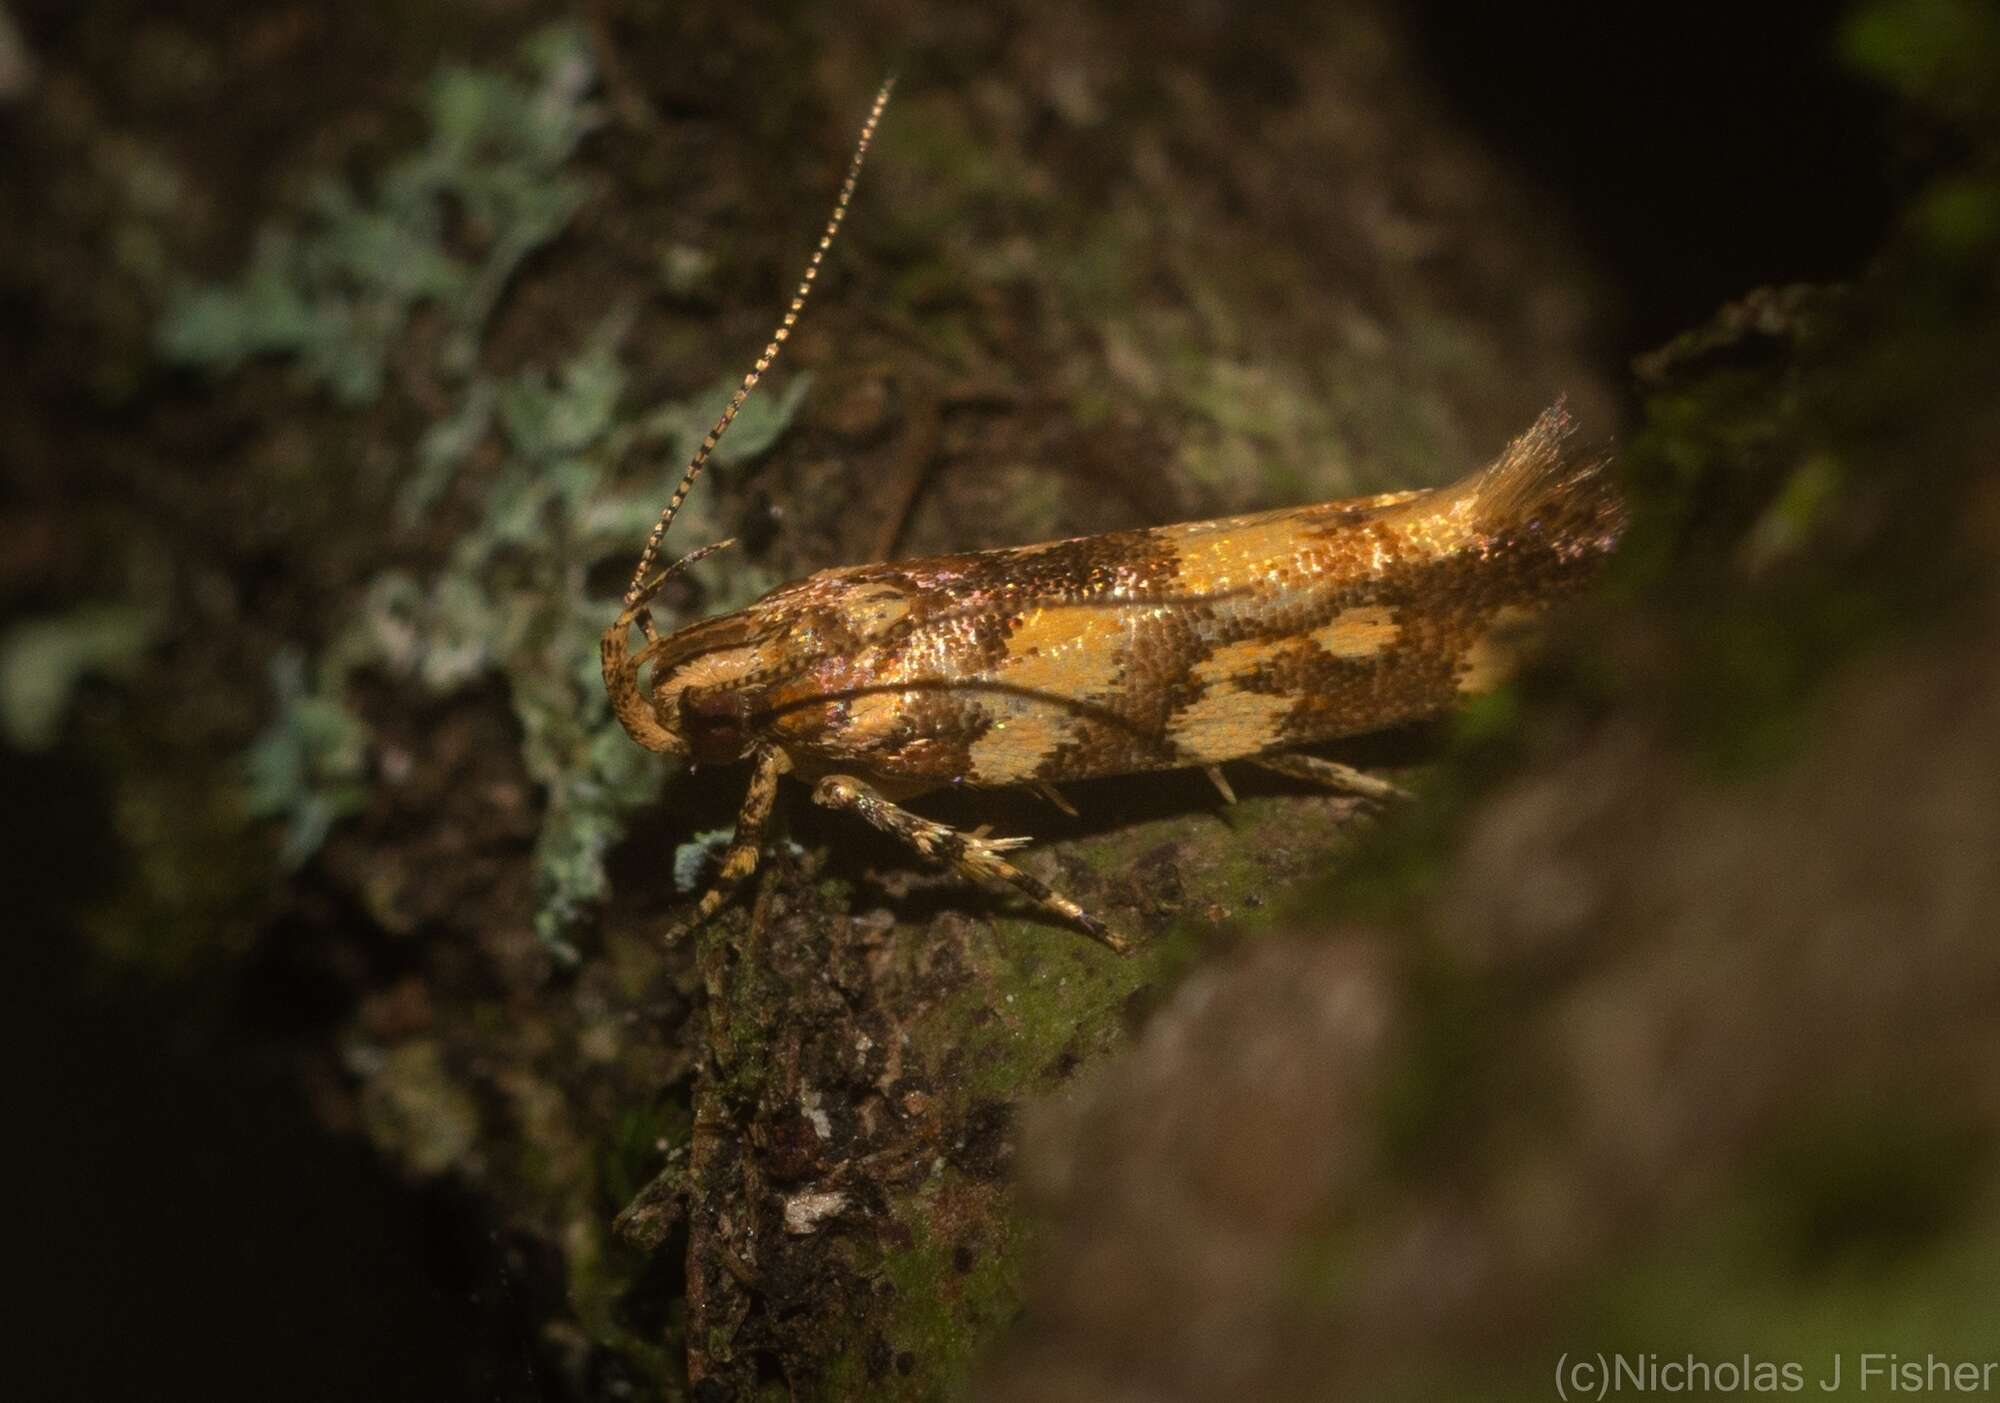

[666,746,791,943]
[1251,750,1409,803]
[811,774,1129,955]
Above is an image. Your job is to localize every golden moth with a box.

[601,80,1624,952]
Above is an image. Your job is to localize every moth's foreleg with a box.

[811,774,1129,955]
[666,746,792,943]
[1251,750,1408,803]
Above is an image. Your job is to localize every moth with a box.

[601,80,1624,953]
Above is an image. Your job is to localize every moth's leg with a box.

[666,746,792,943]
[1251,750,1408,803]
[811,774,1129,954]
[1032,780,1079,818]
[1202,765,1238,805]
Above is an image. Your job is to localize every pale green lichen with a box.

[354,1040,483,1177]
[464,334,797,955]
[295,320,802,953]
[166,27,810,951]
[243,648,370,869]
[157,24,599,404]
[672,828,737,894]
[672,826,806,894]
[0,602,158,751]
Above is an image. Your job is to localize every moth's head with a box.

[602,586,783,767]
[650,629,772,767]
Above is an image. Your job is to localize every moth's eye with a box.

[678,688,755,762]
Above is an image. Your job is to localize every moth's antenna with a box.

[624,76,896,607]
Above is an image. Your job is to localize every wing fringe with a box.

[1390,403,1626,559]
